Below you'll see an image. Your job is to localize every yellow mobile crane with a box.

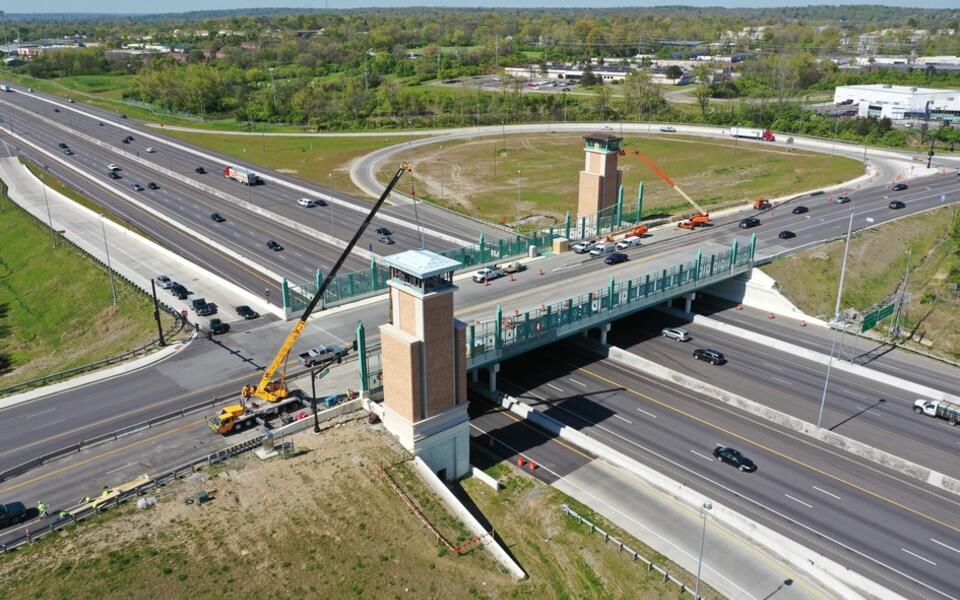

[619,149,710,229]
[239,163,413,404]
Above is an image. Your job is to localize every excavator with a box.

[619,148,711,229]
[239,163,413,404]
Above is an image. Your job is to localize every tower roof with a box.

[383,248,462,279]
[583,133,623,144]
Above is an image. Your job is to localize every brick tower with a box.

[578,133,623,220]
[378,249,469,481]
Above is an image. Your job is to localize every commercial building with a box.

[833,84,960,124]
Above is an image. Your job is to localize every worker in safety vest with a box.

[38,500,47,518]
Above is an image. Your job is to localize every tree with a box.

[579,64,599,87]
[692,63,714,119]
[665,65,684,80]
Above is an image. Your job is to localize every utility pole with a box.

[892,247,912,339]
[516,169,521,235]
[817,204,855,429]
[495,33,499,67]
[926,135,936,169]
[100,214,118,306]
[40,165,57,248]
[695,501,712,600]
[150,279,166,346]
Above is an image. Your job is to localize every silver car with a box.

[661,327,691,342]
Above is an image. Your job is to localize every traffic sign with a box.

[180,309,188,320]
[861,302,896,332]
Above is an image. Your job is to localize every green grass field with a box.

[378,132,863,226]
[763,205,960,358]
[0,177,174,389]
[161,130,423,195]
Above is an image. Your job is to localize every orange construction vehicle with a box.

[753,198,770,210]
[619,149,710,229]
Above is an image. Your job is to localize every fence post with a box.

[281,277,291,311]
[495,305,503,349]
[695,250,702,280]
[644,274,651,297]
[709,254,716,277]
[636,181,644,222]
[478,233,486,262]
[370,258,378,291]
[469,323,476,357]
[749,232,757,262]
[580,216,586,240]
[564,211,571,240]
[316,269,324,309]
[348,272,355,297]
[608,276,616,310]
[616,185,624,227]
[730,239,739,272]
[356,321,368,393]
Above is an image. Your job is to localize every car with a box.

[378,235,395,245]
[120,113,127,118]
[298,198,325,207]
[572,240,596,254]
[190,297,207,311]
[0,501,27,528]
[208,319,230,335]
[53,108,59,113]
[266,240,283,251]
[778,230,796,240]
[713,445,757,472]
[57,142,68,149]
[68,98,75,104]
[196,304,217,317]
[661,327,691,342]
[210,212,225,222]
[616,235,642,250]
[26,87,33,93]
[147,182,159,190]
[107,171,121,180]
[195,166,206,174]
[235,305,259,320]
[892,183,909,191]
[107,163,120,171]
[834,194,850,204]
[604,251,629,265]
[156,275,173,289]
[124,135,135,142]
[889,200,906,209]
[473,266,506,283]
[131,183,144,192]
[809,190,825,197]
[121,138,130,144]
[145,147,155,153]
[561,87,570,92]
[660,126,677,133]
[738,217,760,229]
[693,348,725,365]
[169,284,188,299]
[63,148,73,156]
[791,205,808,214]
[375,227,392,236]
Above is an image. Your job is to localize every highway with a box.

[491,344,960,600]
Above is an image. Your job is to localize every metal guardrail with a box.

[0,436,263,554]
[561,504,706,599]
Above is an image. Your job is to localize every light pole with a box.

[515,169,521,235]
[831,115,840,156]
[892,247,912,339]
[817,203,855,428]
[695,500,712,600]
[39,164,57,248]
[327,173,336,238]
[100,214,118,306]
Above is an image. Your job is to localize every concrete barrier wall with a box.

[470,466,502,492]
[412,457,526,580]
[269,398,363,437]
[477,388,904,600]
[596,341,960,497]
[703,269,829,325]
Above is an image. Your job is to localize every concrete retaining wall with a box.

[595,340,960,497]
[704,268,829,325]
[477,388,904,600]
[412,457,526,580]
[269,398,363,437]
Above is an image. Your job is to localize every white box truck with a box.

[223,165,260,185]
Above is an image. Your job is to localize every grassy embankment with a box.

[0,171,175,389]
[763,205,960,357]
[0,423,720,599]
[377,132,864,226]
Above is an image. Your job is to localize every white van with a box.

[298,198,323,207]
[589,242,617,257]
[616,236,641,250]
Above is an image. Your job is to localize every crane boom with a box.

[241,163,413,403]
[620,149,708,216]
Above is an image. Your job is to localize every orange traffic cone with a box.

[517,455,525,467]
[528,460,537,471]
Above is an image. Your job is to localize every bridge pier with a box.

[599,323,611,345]
[487,363,500,391]
[470,370,479,384]
[683,292,695,314]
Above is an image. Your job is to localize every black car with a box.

[121,138,130,144]
[0,501,27,528]
[208,319,230,335]
[778,230,796,240]
[120,113,127,118]
[889,200,906,209]
[809,190,825,197]
[604,252,629,265]
[693,348,725,365]
[210,212,226,222]
[266,240,283,251]
[195,166,206,174]
[378,235,395,245]
[791,205,808,215]
[108,171,121,179]
[169,284,189,299]
[235,305,259,320]
[131,183,144,192]
[892,183,909,191]
[53,108,60,113]
[196,303,217,317]
[375,227,392,236]
[190,297,207,311]
[57,142,68,149]
[738,217,760,229]
[713,445,757,472]
[147,182,159,190]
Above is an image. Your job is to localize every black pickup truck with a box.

[0,501,27,528]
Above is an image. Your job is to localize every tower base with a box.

[381,402,470,481]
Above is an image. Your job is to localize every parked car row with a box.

[156,274,259,333]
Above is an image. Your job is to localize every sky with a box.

[8,1,959,16]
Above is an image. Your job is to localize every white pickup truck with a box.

[473,266,506,283]
[913,399,960,426]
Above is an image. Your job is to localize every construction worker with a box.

[101,486,111,498]
[58,510,70,520]
[37,500,47,518]
[80,495,91,504]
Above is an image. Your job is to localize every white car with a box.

[661,327,691,342]
[472,266,506,284]
[616,236,642,250]
[107,163,120,171]
[156,275,173,289]
[145,147,155,153]
[572,240,596,254]
[298,198,323,207]
[660,126,677,133]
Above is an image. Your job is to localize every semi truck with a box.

[730,127,775,142]
[223,165,260,186]
[913,399,960,425]
[207,393,310,435]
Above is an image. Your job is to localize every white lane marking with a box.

[784,494,813,509]
[546,383,564,393]
[105,462,136,476]
[901,548,937,566]
[635,407,657,419]
[569,378,587,387]
[770,375,794,385]
[812,486,842,501]
[24,407,56,419]
[31,418,64,430]
[930,538,960,554]
[613,414,633,424]
[690,449,714,462]
[761,361,784,372]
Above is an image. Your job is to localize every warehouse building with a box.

[833,84,960,124]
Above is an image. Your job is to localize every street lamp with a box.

[327,173,336,238]
[515,169,521,235]
[817,203,855,428]
[99,214,118,306]
[695,500,712,600]
[40,164,57,248]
